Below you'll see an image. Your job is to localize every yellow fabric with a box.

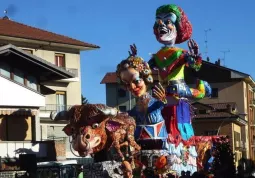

[167,64,185,81]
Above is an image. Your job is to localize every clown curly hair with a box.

[116,48,154,87]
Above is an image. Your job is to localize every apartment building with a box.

[0,17,99,159]
[187,61,255,161]
[192,102,247,167]
[101,60,255,161]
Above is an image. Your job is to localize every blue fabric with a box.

[176,99,194,140]
[128,94,168,147]
[183,123,194,139]
[205,156,214,171]
[177,123,187,140]
[129,96,165,125]
[145,125,154,137]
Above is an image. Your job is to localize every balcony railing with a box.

[40,104,72,112]
[58,67,78,77]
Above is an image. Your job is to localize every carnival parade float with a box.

[61,3,236,178]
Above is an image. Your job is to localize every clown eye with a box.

[92,123,99,129]
[166,19,172,24]
[134,78,141,85]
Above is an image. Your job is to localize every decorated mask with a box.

[116,44,153,97]
[153,4,192,45]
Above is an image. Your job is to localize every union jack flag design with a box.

[135,121,167,140]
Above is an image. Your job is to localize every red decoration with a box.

[175,7,193,44]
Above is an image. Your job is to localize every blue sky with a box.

[2,0,255,104]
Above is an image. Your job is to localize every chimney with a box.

[3,15,10,20]
[3,10,10,20]
[215,58,221,65]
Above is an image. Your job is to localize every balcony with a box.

[55,67,79,83]
[39,104,72,119]
[40,104,71,112]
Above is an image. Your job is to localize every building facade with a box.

[0,17,99,160]
[192,102,247,167]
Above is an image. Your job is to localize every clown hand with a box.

[187,39,202,71]
[153,83,167,104]
[188,39,199,58]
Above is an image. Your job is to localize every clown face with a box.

[120,68,147,97]
[154,12,177,46]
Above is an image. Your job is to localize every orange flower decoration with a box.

[154,156,167,169]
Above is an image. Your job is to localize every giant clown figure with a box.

[149,4,212,140]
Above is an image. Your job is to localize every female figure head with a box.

[116,45,153,97]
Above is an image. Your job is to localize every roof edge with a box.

[0,44,75,79]
[203,61,249,76]
[0,35,100,50]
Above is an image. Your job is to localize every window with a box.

[211,88,218,98]
[118,88,126,97]
[119,106,127,112]
[27,75,38,90]
[22,49,33,54]
[234,131,241,142]
[13,68,24,84]
[234,131,241,148]
[0,62,11,78]
[56,91,66,112]
[55,53,65,67]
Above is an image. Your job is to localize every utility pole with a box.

[220,50,230,66]
[204,28,211,58]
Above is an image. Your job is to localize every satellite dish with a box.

[50,111,58,120]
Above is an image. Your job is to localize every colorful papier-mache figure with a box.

[149,4,212,141]
[116,44,169,151]
[150,4,212,100]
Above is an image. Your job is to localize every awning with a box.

[40,85,56,95]
[0,44,75,82]
[0,108,38,116]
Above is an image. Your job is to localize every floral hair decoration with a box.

[116,44,153,86]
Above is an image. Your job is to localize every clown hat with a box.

[156,4,192,44]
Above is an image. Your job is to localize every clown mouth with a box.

[133,87,142,95]
[159,27,169,36]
